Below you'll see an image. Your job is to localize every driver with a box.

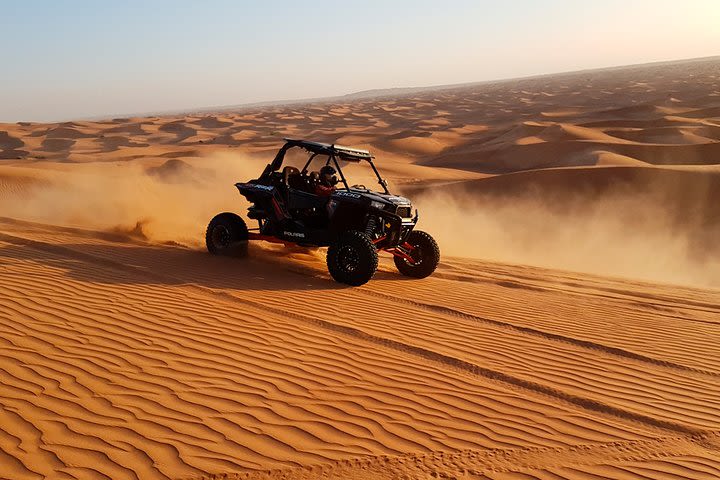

[314,165,338,197]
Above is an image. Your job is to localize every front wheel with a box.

[327,231,378,286]
[206,212,248,256]
[394,230,440,278]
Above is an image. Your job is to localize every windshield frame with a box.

[297,149,389,194]
[330,152,389,194]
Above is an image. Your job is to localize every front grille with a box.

[396,206,412,218]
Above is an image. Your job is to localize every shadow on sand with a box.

[0,235,407,293]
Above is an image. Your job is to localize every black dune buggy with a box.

[206,138,440,285]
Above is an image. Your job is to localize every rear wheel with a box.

[206,212,248,256]
[327,231,378,286]
[394,230,440,278]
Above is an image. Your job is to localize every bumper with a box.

[376,209,417,247]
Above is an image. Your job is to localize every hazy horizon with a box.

[2,0,719,122]
[21,55,720,123]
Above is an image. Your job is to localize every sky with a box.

[1,0,719,122]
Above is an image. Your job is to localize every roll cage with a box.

[260,138,390,194]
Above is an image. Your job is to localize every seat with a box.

[282,166,318,210]
[282,166,301,189]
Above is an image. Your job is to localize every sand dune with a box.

[0,57,719,479]
[0,219,719,479]
[1,57,717,168]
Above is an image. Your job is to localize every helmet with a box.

[319,165,338,186]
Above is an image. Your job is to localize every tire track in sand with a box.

[193,429,720,480]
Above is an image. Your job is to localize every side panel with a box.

[288,190,326,210]
[236,182,276,203]
[236,182,289,223]
[328,199,368,234]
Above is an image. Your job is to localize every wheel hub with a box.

[338,245,360,272]
[404,245,422,266]
[211,225,231,248]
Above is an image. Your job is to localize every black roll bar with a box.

[367,157,390,194]
[330,147,351,190]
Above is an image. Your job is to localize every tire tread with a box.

[327,230,378,286]
[394,230,440,278]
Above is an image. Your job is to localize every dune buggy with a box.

[206,138,440,285]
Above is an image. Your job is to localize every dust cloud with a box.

[412,187,720,288]
[0,153,265,247]
[3,156,719,288]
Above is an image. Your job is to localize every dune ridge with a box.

[1,57,718,171]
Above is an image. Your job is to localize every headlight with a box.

[370,200,385,210]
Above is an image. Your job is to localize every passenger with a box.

[314,165,338,197]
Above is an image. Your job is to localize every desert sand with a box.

[1,57,720,479]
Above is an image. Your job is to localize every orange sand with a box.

[1,57,719,479]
